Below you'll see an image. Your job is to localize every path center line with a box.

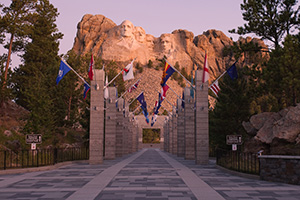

[66,149,146,200]
[156,149,225,200]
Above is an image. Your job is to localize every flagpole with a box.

[128,91,144,106]
[103,58,137,89]
[62,59,90,87]
[132,106,140,113]
[208,61,237,89]
[160,104,171,115]
[116,78,141,103]
[168,85,185,102]
[164,58,195,89]
[148,72,185,102]
[156,90,176,109]
[103,70,122,89]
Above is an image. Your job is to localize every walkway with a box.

[0,149,300,200]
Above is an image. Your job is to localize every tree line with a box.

[210,0,300,151]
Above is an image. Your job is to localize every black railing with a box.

[0,147,89,170]
[216,149,260,175]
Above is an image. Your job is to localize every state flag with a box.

[202,52,209,83]
[227,63,238,80]
[83,83,90,99]
[160,62,175,86]
[56,60,71,85]
[88,54,94,80]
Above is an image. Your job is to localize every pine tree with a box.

[209,68,252,150]
[1,0,36,87]
[262,34,300,108]
[13,0,63,136]
[230,0,300,48]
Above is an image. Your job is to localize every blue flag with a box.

[56,60,71,85]
[83,83,90,99]
[227,63,238,80]
[190,71,194,98]
[137,92,149,124]
[181,91,185,109]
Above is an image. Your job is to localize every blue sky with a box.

[1,0,251,67]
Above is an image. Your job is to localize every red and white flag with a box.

[88,54,94,80]
[210,80,220,97]
[202,52,209,83]
[160,84,169,101]
[122,60,135,81]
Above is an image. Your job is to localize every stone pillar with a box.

[116,98,124,157]
[195,70,209,164]
[104,87,117,160]
[184,87,195,160]
[89,69,104,164]
[172,107,178,155]
[123,105,129,155]
[177,99,185,157]
[168,114,173,153]
[131,117,138,153]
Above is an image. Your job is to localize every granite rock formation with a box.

[73,14,268,80]
[243,104,300,155]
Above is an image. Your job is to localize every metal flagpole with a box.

[62,59,90,87]
[148,72,185,102]
[103,70,122,89]
[168,86,185,102]
[208,61,237,89]
[103,58,137,89]
[116,78,141,103]
[128,91,144,106]
[164,58,195,89]
[155,90,176,109]
[161,104,171,115]
[132,106,140,114]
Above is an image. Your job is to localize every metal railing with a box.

[216,148,260,175]
[0,147,89,170]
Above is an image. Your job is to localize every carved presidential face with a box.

[120,20,134,37]
[135,27,146,43]
[161,35,173,52]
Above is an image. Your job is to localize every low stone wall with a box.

[259,155,300,185]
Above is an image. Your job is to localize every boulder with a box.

[243,104,300,154]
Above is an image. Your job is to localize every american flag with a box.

[210,80,220,97]
[127,79,140,93]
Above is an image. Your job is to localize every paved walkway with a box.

[0,149,300,200]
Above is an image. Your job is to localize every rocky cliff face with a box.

[73,14,267,79]
[72,14,267,111]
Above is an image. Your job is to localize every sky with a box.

[1,0,251,67]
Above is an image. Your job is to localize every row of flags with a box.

[56,51,238,125]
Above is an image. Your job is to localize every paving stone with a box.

[1,149,300,200]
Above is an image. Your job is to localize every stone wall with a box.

[259,155,300,185]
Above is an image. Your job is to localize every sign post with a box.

[26,134,42,144]
[226,135,242,151]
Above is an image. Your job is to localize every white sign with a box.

[226,135,242,145]
[31,143,36,150]
[232,144,237,151]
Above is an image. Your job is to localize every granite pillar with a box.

[195,70,209,164]
[89,70,104,164]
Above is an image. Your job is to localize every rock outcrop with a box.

[73,14,268,80]
[72,14,268,111]
[243,104,300,155]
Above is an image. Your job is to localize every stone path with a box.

[0,149,300,200]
